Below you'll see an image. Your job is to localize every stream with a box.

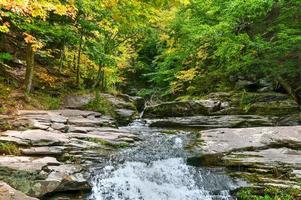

[89,120,245,200]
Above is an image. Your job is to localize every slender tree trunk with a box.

[76,34,83,87]
[73,52,77,71]
[24,43,34,94]
[59,44,65,72]
[93,65,103,88]
[101,69,105,91]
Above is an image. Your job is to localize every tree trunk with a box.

[76,34,83,87]
[93,62,105,89]
[24,43,34,94]
[73,52,76,71]
[59,44,65,72]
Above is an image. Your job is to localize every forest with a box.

[0,0,301,200]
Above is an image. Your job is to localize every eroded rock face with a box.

[198,126,301,155]
[148,115,276,128]
[142,100,217,118]
[191,126,301,192]
[62,93,141,125]
[0,182,38,200]
[0,156,91,198]
[0,109,141,198]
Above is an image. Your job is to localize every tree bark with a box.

[76,34,83,87]
[24,43,34,94]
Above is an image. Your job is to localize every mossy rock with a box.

[143,101,209,118]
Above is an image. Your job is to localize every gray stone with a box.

[0,130,68,146]
[62,94,94,109]
[31,164,91,197]
[0,156,60,172]
[0,182,38,200]
[142,101,210,118]
[198,126,301,155]
[224,148,301,166]
[21,146,65,156]
[148,115,275,128]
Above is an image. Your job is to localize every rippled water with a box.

[89,120,244,200]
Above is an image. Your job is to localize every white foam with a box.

[91,158,232,200]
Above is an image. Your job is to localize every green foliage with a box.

[0,53,12,62]
[31,92,61,110]
[0,142,20,155]
[86,137,129,149]
[236,187,299,200]
[84,92,115,116]
[130,0,301,99]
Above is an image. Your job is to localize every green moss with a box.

[160,130,178,135]
[236,187,298,200]
[84,92,116,116]
[30,92,61,110]
[86,137,129,149]
[0,142,20,155]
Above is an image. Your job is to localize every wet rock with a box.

[0,181,38,200]
[130,96,145,112]
[31,164,91,197]
[277,113,301,126]
[148,115,276,128]
[0,156,90,198]
[115,109,138,126]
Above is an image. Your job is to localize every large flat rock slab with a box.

[148,115,276,128]
[0,130,68,146]
[224,148,301,167]
[142,100,219,118]
[199,126,301,154]
[0,156,59,172]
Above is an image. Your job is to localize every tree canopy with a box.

[0,0,300,102]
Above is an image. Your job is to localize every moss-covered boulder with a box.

[142,100,221,118]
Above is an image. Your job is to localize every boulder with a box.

[142,100,214,118]
[62,94,94,109]
[30,164,91,197]
[0,182,38,200]
[0,156,91,198]
[115,109,138,126]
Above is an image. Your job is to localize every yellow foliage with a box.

[37,70,57,87]
[170,68,198,93]
[176,68,198,82]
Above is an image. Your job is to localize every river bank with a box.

[0,91,300,199]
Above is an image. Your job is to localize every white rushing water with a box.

[91,157,233,200]
[89,121,242,200]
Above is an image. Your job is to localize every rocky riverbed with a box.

[0,92,300,199]
[0,109,140,199]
